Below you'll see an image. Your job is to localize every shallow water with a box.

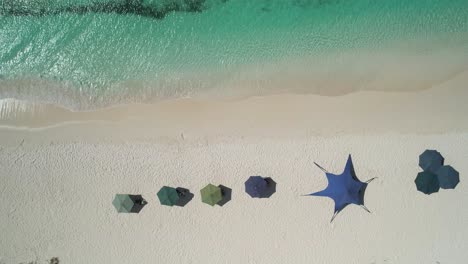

[1,0,468,109]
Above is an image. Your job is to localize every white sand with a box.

[1,72,468,263]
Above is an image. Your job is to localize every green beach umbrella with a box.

[200,184,223,206]
[112,194,147,213]
[157,186,180,206]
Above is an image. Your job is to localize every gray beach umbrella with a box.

[419,150,444,173]
[435,165,460,189]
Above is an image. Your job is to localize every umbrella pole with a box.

[366,177,377,183]
[359,204,371,213]
[314,162,328,173]
[330,211,339,223]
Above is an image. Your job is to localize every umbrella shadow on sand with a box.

[217,185,232,207]
[175,187,194,207]
[261,177,277,198]
[128,195,147,213]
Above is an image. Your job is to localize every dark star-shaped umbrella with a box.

[305,155,376,222]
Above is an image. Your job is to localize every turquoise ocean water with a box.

[1,0,468,109]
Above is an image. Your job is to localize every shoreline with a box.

[1,39,467,113]
[1,68,468,138]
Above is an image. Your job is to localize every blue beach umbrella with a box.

[305,155,376,222]
[435,165,460,189]
[245,176,268,198]
[415,171,440,194]
[419,150,444,173]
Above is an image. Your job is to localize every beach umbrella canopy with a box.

[112,194,147,213]
[157,186,180,206]
[306,155,376,222]
[419,149,444,173]
[245,176,268,198]
[200,184,223,206]
[435,165,460,189]
[415,171,440,194]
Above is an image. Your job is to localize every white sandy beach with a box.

[1,70,468,263]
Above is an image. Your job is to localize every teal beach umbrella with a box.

[157,186,180,206]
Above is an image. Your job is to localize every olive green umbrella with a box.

[157,186,180,206]
[200,184,223,206]
[112,194,147,213]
